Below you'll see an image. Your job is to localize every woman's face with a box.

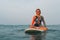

[36,10,41,15]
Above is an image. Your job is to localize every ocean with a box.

[0,25,60,40]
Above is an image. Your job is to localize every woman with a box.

[30,8,46,28]
[30,8,47,40]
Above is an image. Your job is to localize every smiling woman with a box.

[25,8,48,35]
[31,8,46,27]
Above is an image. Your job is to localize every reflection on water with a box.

[30,32,46,40]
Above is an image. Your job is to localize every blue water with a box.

[0,25,60,40]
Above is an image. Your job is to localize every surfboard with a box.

[25,26,48,35]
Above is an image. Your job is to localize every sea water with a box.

[0,25,60,40]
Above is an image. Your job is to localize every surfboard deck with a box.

[25,26,48,35]
[25,28,42,35]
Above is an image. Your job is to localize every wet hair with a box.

[36,8,41,13]
[36,8,41,12]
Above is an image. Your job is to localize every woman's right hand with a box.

[29,25,34,28]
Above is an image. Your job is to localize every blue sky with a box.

[0,0,60,25]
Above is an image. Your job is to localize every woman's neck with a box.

[36,14,40,17]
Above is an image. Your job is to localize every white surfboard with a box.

[25,28,46,35]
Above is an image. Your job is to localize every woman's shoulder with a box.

[41,15,44,17]
[32,15,36,19]
[41,15,44,19]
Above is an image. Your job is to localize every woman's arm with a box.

[30,16,36,28]
[31,16,36,25]
[41,16,46,27]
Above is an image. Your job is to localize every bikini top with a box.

[34,16,44,24]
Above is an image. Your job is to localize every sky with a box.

[0,0,60,25]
